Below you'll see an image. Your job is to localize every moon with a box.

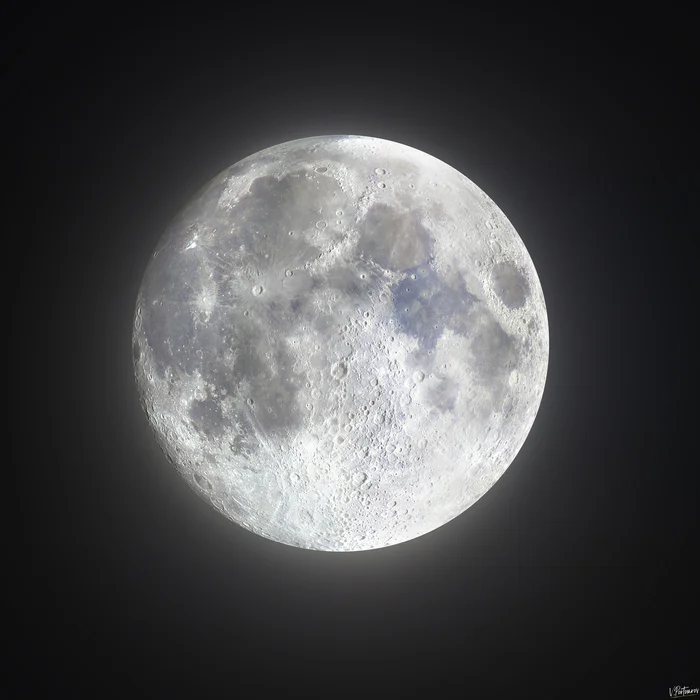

[133,135,549,552]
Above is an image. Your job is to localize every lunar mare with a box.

[133,135,548,551]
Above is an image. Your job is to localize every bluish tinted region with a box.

[390,264,478,350]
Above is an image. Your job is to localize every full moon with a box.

[133,135,548,552]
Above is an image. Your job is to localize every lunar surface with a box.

[133,135,548,552]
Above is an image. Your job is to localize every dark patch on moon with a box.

[143,244,201,306]
[137,165,344,446]
[491,261,530,309]
[235,171,348,262]
[138,246,207,378]
[390,263,479,351]
[325,264,366,299]
[189,397,225,438]
[249,174,287,198]
[313,313,338,333]
[469,315,519,407]
[424,374,459,412]
[142,301,199,379]
[357,204,431,272]
[139,244,309,444]
[228,412,260,464]
[229,333,307,437]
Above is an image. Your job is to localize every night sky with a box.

[11,8,696,697]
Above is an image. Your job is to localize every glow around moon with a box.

[133,135,549,552]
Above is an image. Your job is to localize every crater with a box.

[490,261,530,309]
[193,472,212,490]
[331,361,348,380]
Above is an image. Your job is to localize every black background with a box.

[11,6,697,698]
